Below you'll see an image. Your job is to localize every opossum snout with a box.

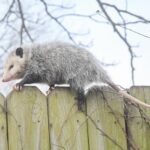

[2,78,9,82]
[2,74,13,82]
[2,79,8,82]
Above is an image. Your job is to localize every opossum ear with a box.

[16,47,23,58]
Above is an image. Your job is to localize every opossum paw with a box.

[50,84,55,90]
[46,89,51,95]
[46,85,55,95]
[13,83,24,91]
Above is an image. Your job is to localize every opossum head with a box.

[2,47,27,82]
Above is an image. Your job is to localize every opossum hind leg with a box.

[75,88,86,111]
[69,79,86,111]
[46,84,55,95]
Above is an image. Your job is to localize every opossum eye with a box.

[9,65,14,70]
[16,47,23,58]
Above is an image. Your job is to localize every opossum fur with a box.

[2,42,150,109]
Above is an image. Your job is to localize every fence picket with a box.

[48,88,89,150]
[86,89,127,150]
[7,87,50,150]
[0,94,8,150]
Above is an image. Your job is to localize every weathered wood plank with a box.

[86,88,127,150]
[48,88,89,150]
[127,86,150,150]
[0,94,8,150]
[7,87,50,150]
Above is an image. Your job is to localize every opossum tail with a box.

[108,82,150,108]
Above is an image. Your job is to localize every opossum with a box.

[2,42,150,109]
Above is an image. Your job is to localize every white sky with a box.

[0,0,150,96]
[73,0,150,87]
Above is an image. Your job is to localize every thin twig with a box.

[17,0,33,44]
[40,0,76,44]
[96,0,136,85]
[0,0,15,22]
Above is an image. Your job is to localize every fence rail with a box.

[0,86,150,150]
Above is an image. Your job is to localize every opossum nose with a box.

[2,78,7,82]
[2,79,5,82]
[2,76,13,82]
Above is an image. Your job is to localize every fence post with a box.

[0,94,8,150]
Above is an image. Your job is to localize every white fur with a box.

[2,50,26,82]
[84,82,108,95]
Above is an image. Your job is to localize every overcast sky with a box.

[73,0,150,87]
[0,0,150,96]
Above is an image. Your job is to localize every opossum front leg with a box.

[75,88,86,111]
[14,73,41,91]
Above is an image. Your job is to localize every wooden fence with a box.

[0,86,150,150]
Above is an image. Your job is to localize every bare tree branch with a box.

[57,13,108,24]
[16,0,34,44]
[102,2,150,23]
[47,3,76,9]
[96,0,148,85]
[0,0,15,22]
[40,0,77,44]
[118,25,150,39]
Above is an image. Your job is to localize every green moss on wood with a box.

[128,87,150,150]
[0,94,8,150]
[48,87,89,150]
[86,89,127,150]
[7,87,50,150]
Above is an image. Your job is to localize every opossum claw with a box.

[13,83,24,91]
[50,84,55,90]
[46,84,55,95]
